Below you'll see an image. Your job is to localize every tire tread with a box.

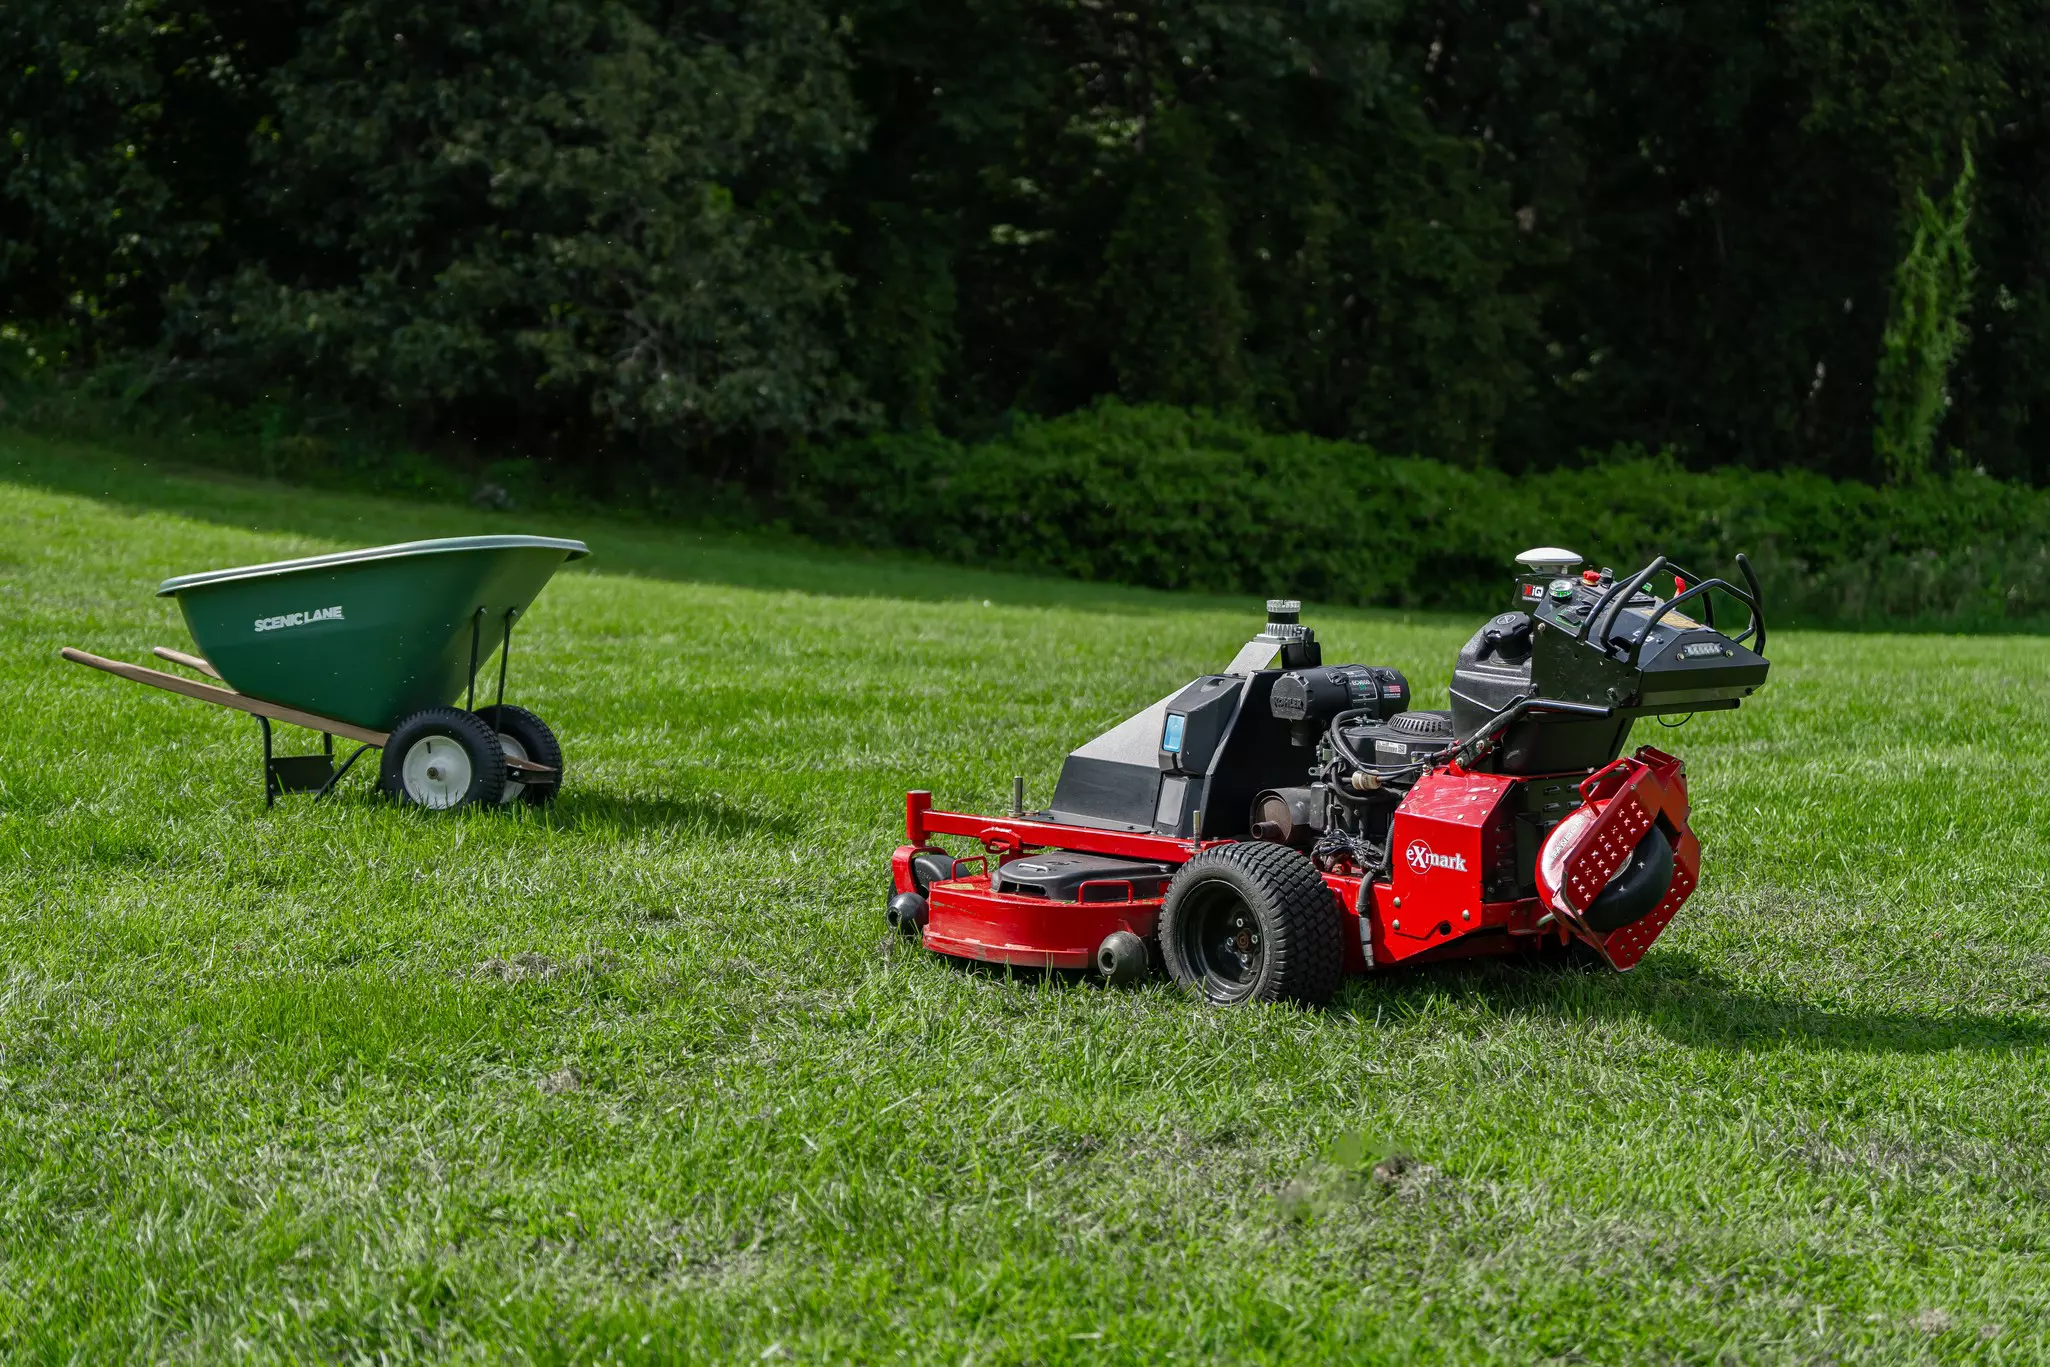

[1160,841,1344,1006]
[474,703,563,805]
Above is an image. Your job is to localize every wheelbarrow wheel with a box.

[473,704,563,806]
[380,708,506,810]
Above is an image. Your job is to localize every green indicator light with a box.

[1548,579,1575,600]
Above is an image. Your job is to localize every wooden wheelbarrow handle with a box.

[60,648,557,773]
[60,647,390,748]
[151,645,222,679]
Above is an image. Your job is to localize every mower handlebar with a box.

[1619,553,1768,664]
[1736,552,1767,656]
[1582,556,1668,648]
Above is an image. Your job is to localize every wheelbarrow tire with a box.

[380,708,507,810]
[474,704,563,806]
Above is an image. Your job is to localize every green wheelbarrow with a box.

[64,534,589,810]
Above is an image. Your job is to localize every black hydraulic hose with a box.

[1314,826,1388,877]
[1454,696,1614,768]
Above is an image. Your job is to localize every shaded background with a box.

[6,0,2046,481]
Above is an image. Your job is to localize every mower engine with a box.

[888,548,1769,1005]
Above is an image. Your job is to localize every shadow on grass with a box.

[892,933,2040,1052]
[148,777,799,839]
[514,786,799,841]
[0,426,1360,620]
[1334,949,2046,1054]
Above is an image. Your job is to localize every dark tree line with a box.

[4,1,2047,483]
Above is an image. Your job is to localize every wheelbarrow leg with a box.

[495,607,518,711]
[463,605,520,713]
[258,716,346,804]
[315,743,376,800]
[259,716,275,808]
[465,606,485,712]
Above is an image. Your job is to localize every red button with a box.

[1581,569,1600,584]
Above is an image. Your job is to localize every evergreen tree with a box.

[1874,149,1977,483]
[1100,107,1247,412]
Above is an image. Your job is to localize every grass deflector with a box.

[64,534,589,810]
[890,549,1771,1002]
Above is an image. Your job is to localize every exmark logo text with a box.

[1404,839,1467,875]
[254,605,344,633]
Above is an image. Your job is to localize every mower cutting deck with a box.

[887,548,1769,1005]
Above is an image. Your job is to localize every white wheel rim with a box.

[401,734,475,810]
[498,733,528,805]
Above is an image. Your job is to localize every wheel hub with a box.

[401,735,474,810]
[1178,883,1265,989]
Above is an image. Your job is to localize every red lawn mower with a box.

[886,549,1770,1006]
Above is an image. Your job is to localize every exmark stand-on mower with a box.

[886,549,1770,1005]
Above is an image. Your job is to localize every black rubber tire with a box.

[1095,930,1149,987]
[1583,826,1676,932]
[1158,842,1345,1006]
[379,707,506,810]
[887,891,929,936]
[473,704,563,806]
[909,851,956,894]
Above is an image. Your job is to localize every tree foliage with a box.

[2,0,865,462]
[791,400,2050,629]
[5,0,2050,482]
[1100,107,1248,411]
[1874,148,1976,484]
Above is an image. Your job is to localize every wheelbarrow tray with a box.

[153,535,588,731]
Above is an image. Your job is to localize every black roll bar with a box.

[1622,553,1767,664]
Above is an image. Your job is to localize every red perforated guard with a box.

[1536,746,1699,970]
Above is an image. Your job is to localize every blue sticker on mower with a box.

[1161,714,1186,753]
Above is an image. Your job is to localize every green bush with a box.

[784,402,2050,630]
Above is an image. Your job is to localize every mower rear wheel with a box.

[1159,842,1344,1006]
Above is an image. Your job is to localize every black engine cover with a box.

[992,853,1174,902]
[1338,710,1456,767]
[1270,664,1410,725]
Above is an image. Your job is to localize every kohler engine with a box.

[1249,546,1768,878]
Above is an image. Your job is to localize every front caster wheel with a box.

[380,708,506,810]
[1094,930,1148,987]
[1158,842,1343,1006]
[887,891,929,936]
[1582,826,1676,932]
[473,703,563,806]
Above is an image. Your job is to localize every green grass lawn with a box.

[2,428,2047,1363]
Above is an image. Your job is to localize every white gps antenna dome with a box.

[1515,546,1582,576]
